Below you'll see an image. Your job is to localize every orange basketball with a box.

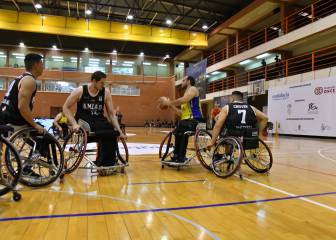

[158,96,169,110]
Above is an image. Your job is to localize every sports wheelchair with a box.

[206,128,273,178]
[159,122,213,171]
[62,119,129,176]
[9,126,64,187]
[0,125,22,201]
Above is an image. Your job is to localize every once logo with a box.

[314,87,323,95]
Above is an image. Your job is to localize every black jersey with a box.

[225,102,257,130]
[75,85,105,121]
[0,72,37,125]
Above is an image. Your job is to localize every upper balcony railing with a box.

[207,44,336,94]
[207,0,336,67]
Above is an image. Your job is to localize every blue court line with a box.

[0,191,335,222]
[128,179,206,185]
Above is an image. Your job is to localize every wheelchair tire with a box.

[194,129,213,171]
[211,136,243,178]
[244,138,273,173]
[0,137,22,197]
[117,137,129,165]
[159,130,174,161]
[9,127,64,187]
[62,128,87,174]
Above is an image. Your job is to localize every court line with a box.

[128,179,206,185]
[318,148,336,164]
[8,189,220,240]
[274,162,336,177]
[0,190,335,223]
[242,177,336,212]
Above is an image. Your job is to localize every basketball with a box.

[158,96,169,110]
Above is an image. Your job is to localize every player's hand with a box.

[72,123,81,132]
[119,132,127,140]
[34,124,46,134]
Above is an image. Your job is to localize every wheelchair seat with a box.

[223,127,259,150]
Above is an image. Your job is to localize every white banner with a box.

[268,77,336,137]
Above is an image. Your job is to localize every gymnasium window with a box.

[112,56,141,75]
[45,80,77,93]
[0,78,6,90]
[111,85,140,96]
[157,63,169,77]
[45,54,78,71]
[0,50,7,67]
[175,62,185,80]
[9,50,43,68]
[80,55,109,73]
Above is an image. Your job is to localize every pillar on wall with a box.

[5,49,9,67]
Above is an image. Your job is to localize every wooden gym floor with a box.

[0,127,335,240]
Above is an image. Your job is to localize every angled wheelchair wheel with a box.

[62,128,87,174]
[117,137,129,165]
[9,127,64,187]
[159,130,174,161]
[212,137,243,178]
[244,138,273,173]
[194,129,213,171]
[0,136,22,197]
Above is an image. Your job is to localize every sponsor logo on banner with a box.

[314,86,336,95]
[321,123,332,132]
[287,104,292,115]
[307,102,318,114]
[272,92,289,100]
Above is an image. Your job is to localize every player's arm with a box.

[53,112,63,130]
[104,88,123,135]
[208,105,229,146]
[63,87,82,129]
[169,104,182,116]
[18,76,42,131]
[252,106,268,136]
[168,87,197,106]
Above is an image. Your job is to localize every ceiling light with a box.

[84,47,89,52]
[124,61,134,64]
[52,45,57,49]
[239,60,252,65]
[112,50,117,54]
[15,56,25,59]
[127,15,133,20]
[158,63,167,67]
[122,63,132,67]
[112,60,117,63]
[206,75,210,78]
[256,53,270,59]
[270,26,279,31]
[166,19,172,25]
[165,54,170,58]
[140,52,144,56]
[143,62,151,66]
[299,12,309,17]
[35,3,42,9]
[211,71,220,75]
[19,42,25,47]
[0,55,6,58]
[85,10,92,15]
[51,56,63,59]
[202,25,208,30]
[0,52,4,55]
[53,59,64,62]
